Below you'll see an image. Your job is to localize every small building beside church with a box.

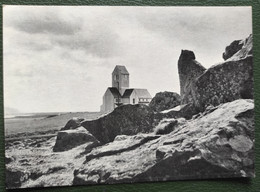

[100,65,152,112]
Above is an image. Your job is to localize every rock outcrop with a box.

[149,91,181,112]
[178,50,206,104]
[53,127,99,152]
[73,99,254,185]
[178,34,253,112]
[193,55,253,111]
[60,117,85,131]
[223,34,252,61]
[223,40,244,60]
[81,104,158,144]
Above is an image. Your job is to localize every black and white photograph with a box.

[3,6,254,189]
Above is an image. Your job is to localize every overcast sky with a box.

[3,6,252,113]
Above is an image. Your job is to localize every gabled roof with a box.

[122,89,134,98]
[134,89,152,98]
[122,88,152,98]
[108,87,121,98]
[112,65,129,75]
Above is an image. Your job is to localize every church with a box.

[100,65,152,112]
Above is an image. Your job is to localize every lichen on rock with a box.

[178,34,253,112]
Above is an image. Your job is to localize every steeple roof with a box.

[112,65,129,75]
[108,87,121,97]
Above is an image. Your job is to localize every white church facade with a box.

[100,65,152,112]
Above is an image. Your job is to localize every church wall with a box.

[122,97,130,104]
[129,90,139,105]
[102,89,115,112]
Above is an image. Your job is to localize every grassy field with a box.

[4,112,103,137]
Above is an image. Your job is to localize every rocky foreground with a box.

[5,99,254,188]
[5,34,254,188]
[73,99,254,184]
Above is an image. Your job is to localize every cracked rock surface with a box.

[73,99,254,185]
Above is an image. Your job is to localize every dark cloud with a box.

[130,7,251,46]
[15,18,81,35]
[53,26,120,58]
[5,8,82,35]
[4,6,121,58]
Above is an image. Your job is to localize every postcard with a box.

[3,6,254,189]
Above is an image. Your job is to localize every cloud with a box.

[4,6,121,59]
[53,25,120,58]
[14,16,81,35]
[4,6,82,35]
[129,6,252,67]
[132,7,252,40]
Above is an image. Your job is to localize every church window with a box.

[133,98,135,104]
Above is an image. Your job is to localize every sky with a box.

[3,6,252,113]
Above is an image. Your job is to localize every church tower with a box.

[112,65,129,95]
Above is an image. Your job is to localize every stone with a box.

[228,135,253,153]
[81,104,158,144]
[178,35,253,112]
[53,127,99,152]
[149,91,181,112]
[178,50,206,105]
[223,34,252,61]
[5,168,27,189]
[156,146,169,160]
[5,155,14,164]
[73,99,254,185]
[193,55,253,111]
[154,119,178,135]
[223,40,244,60]
[60,117,85,131]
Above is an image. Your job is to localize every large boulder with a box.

[178,50,206,104]
[81,104,158,144]
[223,40,244,60]
[73,99,254,185]
[178,34,253,112]
[223,34,252,61]
[149,91,181,112]
[60,117,85,131]
[53,127,99,152]
[193,55,253,111]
